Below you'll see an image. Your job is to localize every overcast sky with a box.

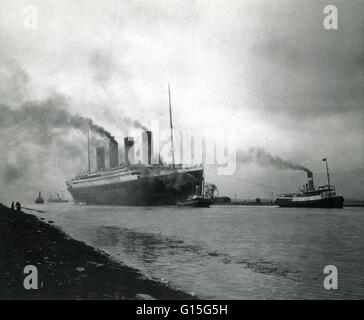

[0,0,363,200]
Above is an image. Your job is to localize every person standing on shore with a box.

[15,202,21,212]
[11,202,15,210]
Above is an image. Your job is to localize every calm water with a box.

[26,203,364,299]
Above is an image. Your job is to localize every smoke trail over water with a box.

[0,98,116,143]
[237,147,311,173]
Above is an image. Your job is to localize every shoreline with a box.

[0,203,195,300]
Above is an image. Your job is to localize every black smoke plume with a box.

[0,96,116,143]
[125,118,149,131]
[237,147,311,173]
[0,96,116,202]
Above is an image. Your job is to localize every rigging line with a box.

[204,167,289,193]
[168,83,175,169]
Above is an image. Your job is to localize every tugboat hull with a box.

[177,197,212,208]
[275,196,344,208]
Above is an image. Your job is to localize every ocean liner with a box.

[275,159,344,208]
[66,87,204,206]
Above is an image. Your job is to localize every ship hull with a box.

[67,169,203,206]
[275,196,344,208]
[177,198,212,208]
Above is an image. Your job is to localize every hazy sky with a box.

[0,0,363,200]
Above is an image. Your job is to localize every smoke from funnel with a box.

[0,54,152,202]
[130,118,149,131]
[237,147,311,173]
[0,94,148,202]
[0,97,116,143]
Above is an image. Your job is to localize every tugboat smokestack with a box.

[307,171,314,190]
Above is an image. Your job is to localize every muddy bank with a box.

[0,204,195,300]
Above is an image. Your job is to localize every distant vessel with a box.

[34,191,44,204]
[66,86,204,206]
[48,191,69,203]
[275,159,344,208]
[177,185,212,208]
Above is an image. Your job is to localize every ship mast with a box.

[87,129,91,173]
[168,84,175,169]
[323,158,331,193]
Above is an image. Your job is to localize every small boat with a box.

[34,191,44,204]
[177,184,212,207]
[177,194,212,207]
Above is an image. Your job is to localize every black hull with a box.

[67,170,203,206]
[275,196,344,208]
[177,198,212,208]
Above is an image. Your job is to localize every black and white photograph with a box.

[0,0,363,305]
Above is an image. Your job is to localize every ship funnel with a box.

[307,171,314,190]
[124,137,135,166]
[142,131,152,165]
[96,147,105,171]
[109,140,119,168]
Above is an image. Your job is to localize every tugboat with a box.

[34,191,44,204]
[275,158,344,208]
[48,191,69,203]
[177,185,212,208]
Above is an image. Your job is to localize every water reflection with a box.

[29,204,364,299]
[93,225,203,264]
[93,225,305,280]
